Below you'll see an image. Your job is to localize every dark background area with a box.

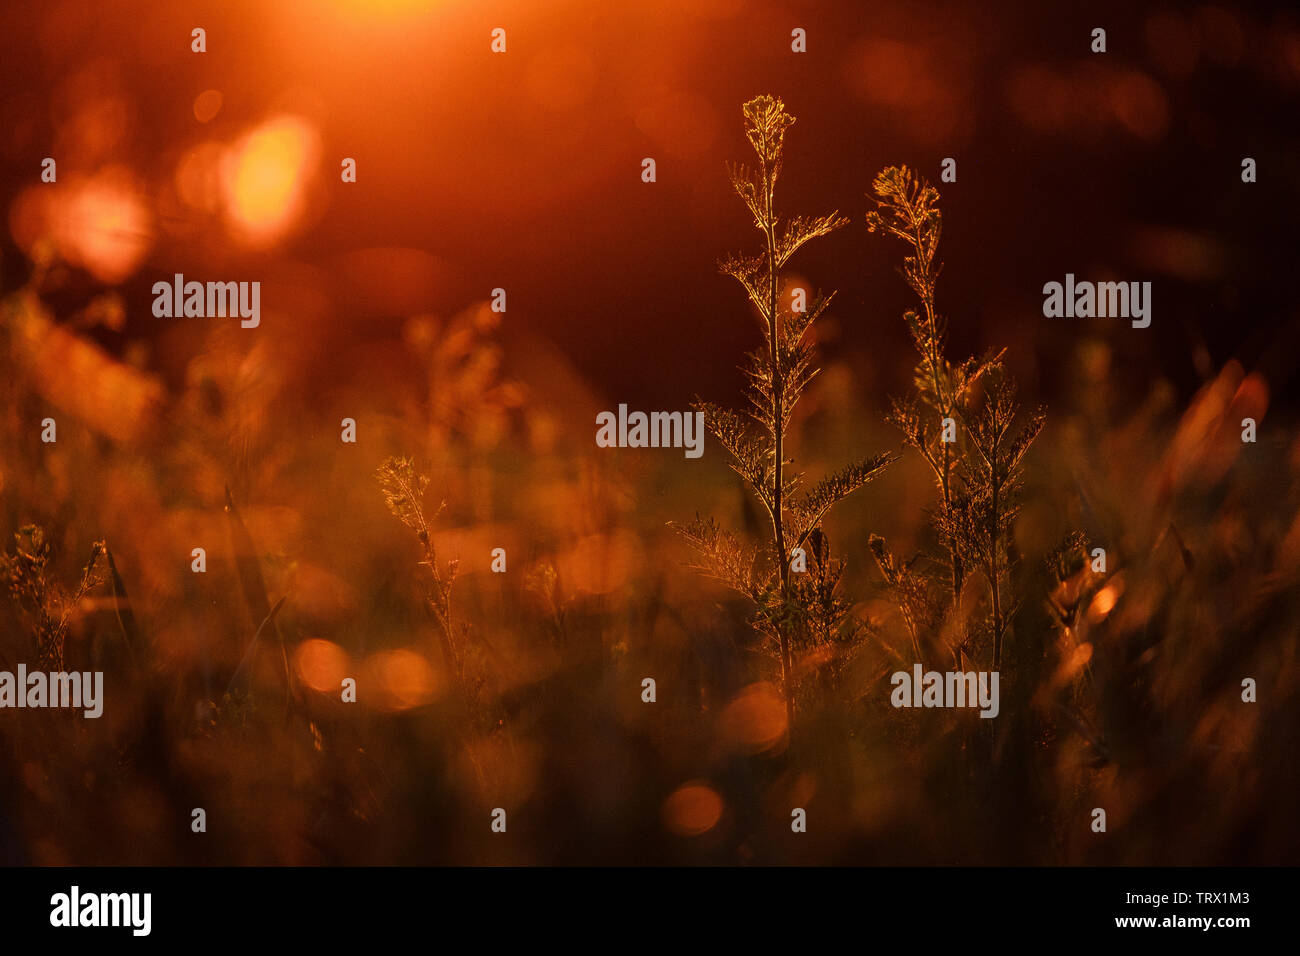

[1,0,1297,416]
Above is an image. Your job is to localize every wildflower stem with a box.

[759,144,797,734]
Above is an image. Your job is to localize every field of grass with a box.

[1,0,1297,867]
[3,225,1296,864]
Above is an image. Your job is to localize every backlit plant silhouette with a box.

[376,456,468,695]
[675,96,896,730]
[866,166,1044,669]
[377,454,499,796]
[0,526,107,670]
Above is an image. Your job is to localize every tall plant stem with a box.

[912,218,964,669]
[761,147,796,735]
[990,441,1005,668]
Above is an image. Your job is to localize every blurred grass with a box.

[1,271,1297,864]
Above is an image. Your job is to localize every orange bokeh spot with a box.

[1050,639,1096,689]
[1062,642,1094,680]
[718,682,789,754]
[175,141,225,214]
[293,639,351,694]
[193,89,223,123]
[662,782,724,836]
[220,115,321,245]
[1087,582,1123,624]
[364,649,440,711]
[11,167,152,283]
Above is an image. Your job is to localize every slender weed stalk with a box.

[675,96,896,731]
[102,541,140,668]
[0,525,107,670]
[866,166,1044,669]
[377,456,489,708]
[378,455,498,798]
[223,487,297,715]
[941,366,1045,666]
